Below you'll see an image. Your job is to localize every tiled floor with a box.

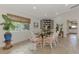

[0,34,79,54]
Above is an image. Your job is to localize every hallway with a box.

[0,34,79,54]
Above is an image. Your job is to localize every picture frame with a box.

[34,22,39,28]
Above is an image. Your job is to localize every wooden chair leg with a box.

[50,43,53,48]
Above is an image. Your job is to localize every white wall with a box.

[11,30,31,44]
[0,14,5,47]
[53,7,79,38]
[0,14,32,47]
[30,17,41,34]
[54,15,67,37]
[0,13,42,47]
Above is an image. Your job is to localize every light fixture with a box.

[65,4,69,7]
[71,25,77,28]
[33,6,37,10]
[56,12,58,15]
[44,13,47,17]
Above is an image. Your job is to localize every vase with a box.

[3,32,13,49]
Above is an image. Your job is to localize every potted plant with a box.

[1,14,15,49]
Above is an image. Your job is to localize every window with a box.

[13,22,30,31]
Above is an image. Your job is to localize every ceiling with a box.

[0,4,78,19]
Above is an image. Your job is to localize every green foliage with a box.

[2,14,15,31]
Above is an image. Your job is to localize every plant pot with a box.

[4,32,12,41]
[3,32,13,49]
